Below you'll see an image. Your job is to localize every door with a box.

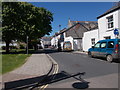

[106,41,115,55]
[99,42,107,57]
[92,42,101,56]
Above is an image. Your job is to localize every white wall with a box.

[51,36,58,48]
[98,9,120,40]
[83,29,99,51]
[118,9,120,29]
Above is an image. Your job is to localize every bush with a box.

[20,44,25,49]
[1,46,18,50]
[2,46,6,50]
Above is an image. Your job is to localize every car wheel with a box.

[106,55,113,62]
[88,52,92,58]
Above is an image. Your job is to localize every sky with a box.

[29,2,115,36]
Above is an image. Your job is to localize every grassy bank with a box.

[2,54,31,74]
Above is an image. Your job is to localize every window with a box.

[107,15,114,29]
[94,42,100,48]
[91,38,95,45]
[118,41,120,45]
[100,42,107,48]
[104,36,111,39]
[108,41,114,48]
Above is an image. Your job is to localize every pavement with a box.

[72,51,87,54]
[1,53,53,89]
[0,50,89,89]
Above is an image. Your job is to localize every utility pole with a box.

[26,36,29,54]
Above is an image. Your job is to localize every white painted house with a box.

[83,2,120,52]
[51,20,97,51]
[40,37,52,48]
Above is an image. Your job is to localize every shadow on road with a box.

[4,71,89,90]
[72,82,89,89]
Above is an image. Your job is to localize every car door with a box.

[92,42,101,56]
[106,41,115,55]
[99,42,107,57]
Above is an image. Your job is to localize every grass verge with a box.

[2,54,31,74]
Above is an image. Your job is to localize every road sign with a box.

[114,29,119,35]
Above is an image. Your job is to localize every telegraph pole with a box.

[26,36,29,54]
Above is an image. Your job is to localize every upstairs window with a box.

[107,15,114,29]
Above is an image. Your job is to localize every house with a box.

[83,2,120,52]
[51,20,98,51]
[40,36,52,48]
[51,28,66,50]
[64,20,98,51]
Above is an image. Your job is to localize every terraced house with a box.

[51,19,98,51]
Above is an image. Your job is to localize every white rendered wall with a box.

[83,29,99,51]
[98,9,120,40]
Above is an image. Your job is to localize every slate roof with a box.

[52,21,98,39]
[41,37,52,41]
[97,2,120,19]
[65,21,98,39]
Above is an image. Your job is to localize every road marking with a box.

[39,54,59,90]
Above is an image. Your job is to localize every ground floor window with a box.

[104,36,111,39]
[91,38,95,46]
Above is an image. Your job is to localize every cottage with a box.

[51,19,98,51]
[41,37,52,48]
[64,20,98,51]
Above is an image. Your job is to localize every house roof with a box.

[97,2,120,19]
[65,21,98,39]
[52,20,98,39]
[41,36,52,41]
[66,21,98,32]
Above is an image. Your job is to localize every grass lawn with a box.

[2,54,31,74]
[1,49,35,74]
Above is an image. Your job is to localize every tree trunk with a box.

[33,44,37,51]
[6,41,10,53]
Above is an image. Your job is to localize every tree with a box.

[2,2,53,53]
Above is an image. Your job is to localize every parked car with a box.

[88,39,120,62]
[63,41,72,51]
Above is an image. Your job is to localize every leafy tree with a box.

[2,2,53,53]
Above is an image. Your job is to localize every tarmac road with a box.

[46,51,119,89]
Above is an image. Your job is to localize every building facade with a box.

[51,20,98,51]
[83,2,120,52]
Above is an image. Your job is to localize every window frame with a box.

[106,15,114,29]
[91,38,95,46]
[94,42,100,48]
[107,41,114,48]
[100,42,107,48]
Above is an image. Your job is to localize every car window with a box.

[119,41,120,45]
[94,42,100,48]
[100,42,107,48]
[107,41,114,48]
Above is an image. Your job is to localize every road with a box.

[45,50,119,89]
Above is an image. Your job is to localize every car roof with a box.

[98,39,120,42]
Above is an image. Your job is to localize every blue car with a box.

[88,39,120,62]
